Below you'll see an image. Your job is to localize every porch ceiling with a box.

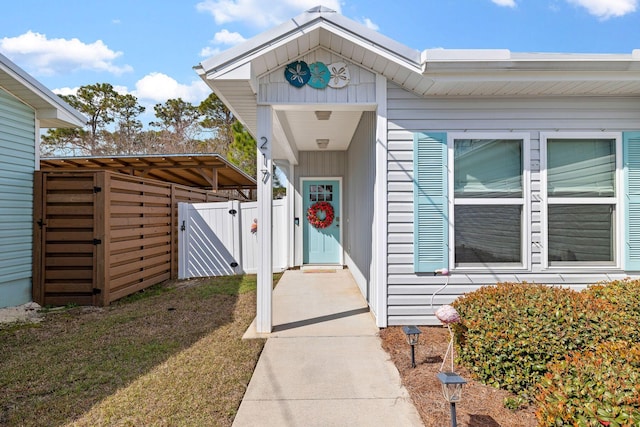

[273,105,372,153]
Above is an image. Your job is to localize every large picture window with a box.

[450,135,529,267]
[542,133,621,266]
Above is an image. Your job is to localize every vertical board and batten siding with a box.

[33,170,226,306]
[293,151,346,266]
[0,88,36,308]
[386,82,640,325]
[258,50,376,104]
[345,111,376,298]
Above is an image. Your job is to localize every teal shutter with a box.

[624,132,640,270]
[414,132,448,273]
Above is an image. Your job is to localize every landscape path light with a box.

[401,325,421,368]
[437,371,467,427]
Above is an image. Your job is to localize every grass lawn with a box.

[0,274,280,426]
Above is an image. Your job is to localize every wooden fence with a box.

[33,170,226,306]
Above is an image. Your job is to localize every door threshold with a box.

[301,265,344,272]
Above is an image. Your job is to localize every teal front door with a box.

[303,179,341,264]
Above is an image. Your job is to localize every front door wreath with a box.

[307,201,334,229]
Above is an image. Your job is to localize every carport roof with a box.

[40,154,256,190]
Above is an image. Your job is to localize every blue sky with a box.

[1,0,639,125]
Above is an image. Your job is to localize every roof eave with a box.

[422,49,640,74]
[0,52,86,128]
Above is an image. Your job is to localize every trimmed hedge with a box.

[535,341,640,427]
[452,283,635,400]
[584,279,640,322]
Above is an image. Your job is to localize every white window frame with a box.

[448,132,531,271]
[540,132,623,270]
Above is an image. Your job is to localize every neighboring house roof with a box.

[195,6,640,140]
[0,52,86,128]
[40,154,257,190]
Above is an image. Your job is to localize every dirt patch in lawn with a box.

[0,302,43,324]
[380,326,537,427]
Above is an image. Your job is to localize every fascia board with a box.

[423,70,640,83]
[422,49,640,74]
[208,62,252,81]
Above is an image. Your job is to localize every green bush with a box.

[452,282,634,400]
[535,341,640,427]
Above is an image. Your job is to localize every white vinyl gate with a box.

[178,198,288,278]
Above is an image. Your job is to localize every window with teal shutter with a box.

[624,132,640,270]
[413,132,448,273]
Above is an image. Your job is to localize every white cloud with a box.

[0,31,132,76]
[360,18,379,31]
[113,85,130,95]
[52,86,80,96]
[53,85,130,98]
[492,0,517,6]
[52,78,207,108]
[213,29,246,45]
[567,0,637,19]
[196,0,341,28]
[200,46,221,57]
[200,29,246,57]
[132,72,210,104]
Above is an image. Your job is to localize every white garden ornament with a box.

[435,304,461,324]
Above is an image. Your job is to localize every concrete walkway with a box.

[233,269,423,427]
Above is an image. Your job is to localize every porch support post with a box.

[374,74,388,328]
[274,159,295,269]
[256,105,273,333]
[286,161,295,269]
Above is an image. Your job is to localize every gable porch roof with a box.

[195,6,640,144]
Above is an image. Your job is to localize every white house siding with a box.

[293,151,346,267]
[0,88,36,308]
[345,111,376,300]
[258,50,376,104]
[386,82,640,325]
